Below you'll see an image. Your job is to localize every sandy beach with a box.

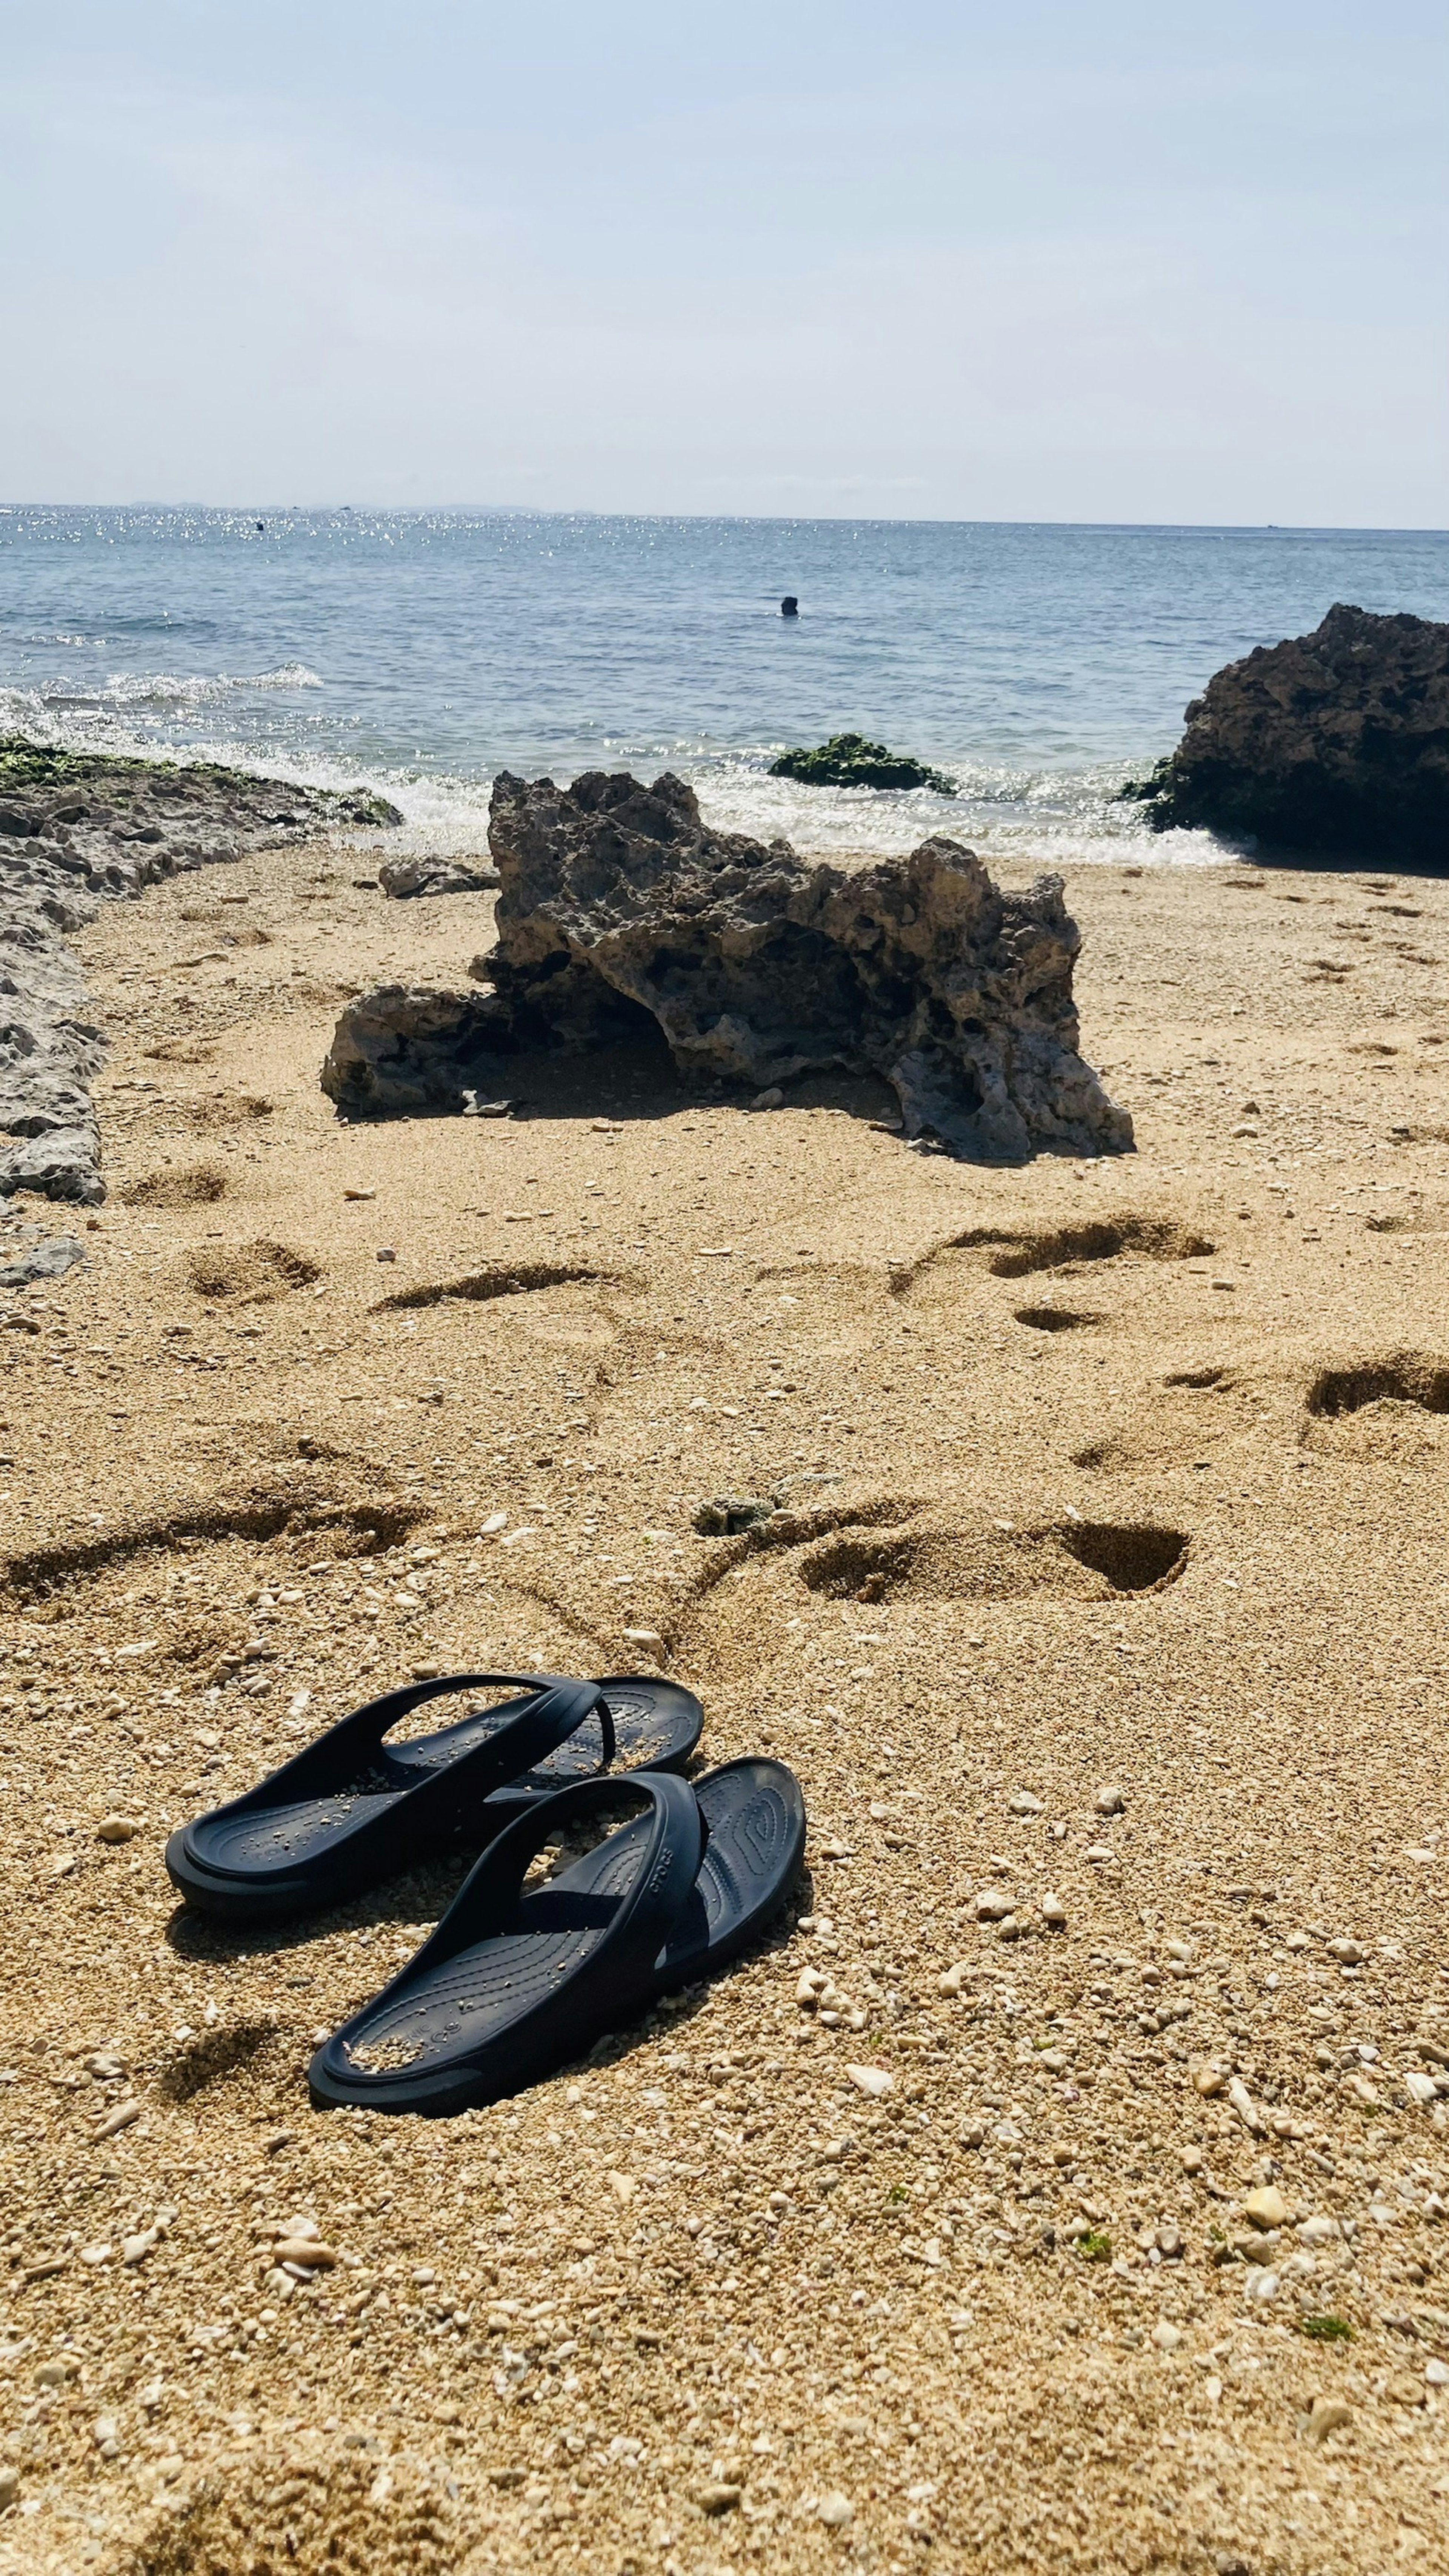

[5,830,1449,2576]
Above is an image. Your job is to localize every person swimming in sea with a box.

[780,595,798,617]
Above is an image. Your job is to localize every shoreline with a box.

[0,721,1239,875]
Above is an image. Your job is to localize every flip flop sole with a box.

[163,1810,413,1924]
[654,1757,808,1991]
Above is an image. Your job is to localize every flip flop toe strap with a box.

[366,1771,705,2024]
[220,1671,605,1818]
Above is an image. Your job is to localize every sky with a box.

[2,0,1446,524]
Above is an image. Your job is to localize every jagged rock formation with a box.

[323,769,1131,1162]
[0,865,105,1203]
[379,855,500,898]
[0,739,400,1203]
[1126,605,1449,861]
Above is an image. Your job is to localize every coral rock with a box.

[1130,604,1449,861]
[322,769,1130,1162]
[378,855,500,898]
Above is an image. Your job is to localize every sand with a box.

[4,835,1449,2575]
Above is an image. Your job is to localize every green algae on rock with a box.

[0,734,401,829]
[768,733,956,793]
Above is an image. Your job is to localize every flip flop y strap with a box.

[309,1770,710,2111]
[395,1769,707,2001]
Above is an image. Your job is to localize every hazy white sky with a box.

[3,0,1445,522]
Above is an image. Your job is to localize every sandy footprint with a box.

[1302,1351,1449,1463]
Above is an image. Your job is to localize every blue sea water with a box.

[1,508,1446,864]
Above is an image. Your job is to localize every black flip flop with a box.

[307,1757,806,2116]
[164,1669,703,1923]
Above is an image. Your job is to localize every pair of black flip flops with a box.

[165,1669,805,2118]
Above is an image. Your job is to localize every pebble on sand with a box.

[1227,2076,1265,2134]
[696,2482,742,2514]
[1245,2186,1289,2229]
[92,2098,142,2140]
[621,1626,667,1658]
[96,1815,141,1843]
[1304,2399,1354,2444]
[846,2066,894,2099]
[272,2236,338,2268]
[1297,2215,1340,2244]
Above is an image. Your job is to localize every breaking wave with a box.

[3,661,323,717]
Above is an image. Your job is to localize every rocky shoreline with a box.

[0,740,398,1206]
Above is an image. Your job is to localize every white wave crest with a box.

[0,694,1226,874]
[687,754,1224,870]
[9,662,325,716]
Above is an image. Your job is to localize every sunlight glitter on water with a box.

[3,507,1444,867]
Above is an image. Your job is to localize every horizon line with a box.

[2,503,1447,538]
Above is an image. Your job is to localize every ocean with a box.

[2,508,1446,865]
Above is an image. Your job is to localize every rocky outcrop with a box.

[322,768,1130,1163]
[769,733,956,794]
[379,855,500,898]
[320,983,502,1118]
[1127,604,1449,861]
[0,865,105,1202]
[0,738,401,1203]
